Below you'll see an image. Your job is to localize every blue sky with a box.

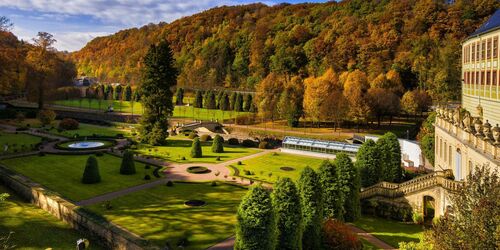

[0,0,328,52]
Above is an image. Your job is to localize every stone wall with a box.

[0,164,155,250]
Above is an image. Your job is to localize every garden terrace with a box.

[282,136,360,156]
[0,154,155,201]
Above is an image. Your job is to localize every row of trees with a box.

[255,69,432,128]
[85,84,136,102]
[193,89,255,113]
[355,132,404,187]
[235,153,360,249]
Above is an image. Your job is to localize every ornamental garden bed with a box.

[186,166,211,174]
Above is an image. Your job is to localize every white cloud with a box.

[53,31,111,51]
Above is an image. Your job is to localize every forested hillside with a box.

[72,0,499,101]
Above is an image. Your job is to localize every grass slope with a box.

[85,182,246,250]
[0,131,42,152]
[353,216,423,247]
[233,152,326,183]
[0,154,153,201]
[0,185,103,250]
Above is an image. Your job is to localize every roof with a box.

[283,136,360,153]
[468,9,500,38]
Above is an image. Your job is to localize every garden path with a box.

[347,224,396,249]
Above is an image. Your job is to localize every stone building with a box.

[435,9,500,180]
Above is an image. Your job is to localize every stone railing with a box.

[435,106,500,160]
[360,170,462,200]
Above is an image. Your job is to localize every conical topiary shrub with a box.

[212,134,224,153]
[191,137,202,158]
[82,156,101,184]
[120,150,136,175]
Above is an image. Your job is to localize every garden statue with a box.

[483,120,492,140]
[453,107,461,126]
[477,104,483,119]
[492,124,500,145]
[463,111,472,131]
[474,117,483,136]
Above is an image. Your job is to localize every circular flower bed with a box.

[186,166,211,174]
[56,139,116,151]
[280,166,295,171]
[184,200,206,207]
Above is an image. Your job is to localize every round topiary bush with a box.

[211,181,217,186]
[58,118,79,130]
[211,135,224,153]
[187,166,211,174]
[82,156,101,184]
[227,137,239,145]
[120,150,136,175]
[280,166,295,171]
[144,174,151,180]
[188,131,198,139]
[241,139,256,148]
[200,134,212,142]
[190,138,202,158]
[184,200,206,207]
[166,180,174,187]
[258,141,269,149]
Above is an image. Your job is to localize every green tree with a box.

[428,166,499,250]
[243,94,253,112]
[120,150,136,175]
[418,112,436,166]
[229,92,237,111]
[219,92,230,111]
[113,84,122,100]
[335,153,360,222]
[377,132,403,183]
[104,84,113,100]
[234,93,243,112]
[195,90,203,108]
[355,139,381,187]
[123,84,132,101]
[190,137,202,158]
[272,177,302,250]
[175,87,184,105]
[139,41,177,145]
[82,156,101,184]
[207,91,217,109]
[211,134,224,153]
[319,160,342,219]
[298,167,323,250]
[235,185,276,250]
[37,109,56,126]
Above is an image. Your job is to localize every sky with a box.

[0,0,328,52]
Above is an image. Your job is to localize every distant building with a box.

[74,76,97,87]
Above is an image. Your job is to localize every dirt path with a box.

[347,224,396,249]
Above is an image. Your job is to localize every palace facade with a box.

[435,9,500,180]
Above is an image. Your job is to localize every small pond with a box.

[67,141,105,149]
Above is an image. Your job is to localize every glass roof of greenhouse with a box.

[282,136,361,153]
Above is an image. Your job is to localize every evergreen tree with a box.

[104,84,112,100]
[229,92,237,110]
[272,178,302,250]
[175,87,184,105]
[120,150,136,175]
[203,90,211,109]
[190,137,202,158]
[207,91,217,109]
[195,90,203,108]
[335,153,360,222]
[123,84,132,101]
[139,40,177,145]
[220,92,229,111]
[235,185,276,250]
[212,134,224,153]
[113,84,122,100]
[297,167,323,250]
[133,90,141,102]
[377,132,403,183]
[355,139,381,187]
[82,156,101,184]
[234,93,243,112]
[216,90,224,109]
[243,94,252,112]
[318,160,342,219]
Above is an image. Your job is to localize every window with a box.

[440,139,443,158]
[495,70,498,86]
[482,40,486,60]
[444,142,447,162]
[482,71,486,85]
[449,145,452,167]
[472,43,476,62]
[487,38,492,59]
[493,37,498,59]
[487,71,491,85]
[472,71,475,84]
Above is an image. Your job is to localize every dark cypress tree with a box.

[139,40,177,145]
[234,93,243,112]
[82,156,101,184]
[335,153,360,222]
[272,178,302,250]
[318,160,342,219]
[220,93,229,111]
[190,137,202,158]
[298,167,323,250]
[243,94,252,112]
[207,91,217,109]
[123,84,132,101]
[104,84,112,100]
[195,90,203,108]
[133,90,141,102]
[175,88,184,105]
[235,185,276,250]
[212,134,224,153]
[216,90,224,109]
[229,92,237,110]
[203,90,211,109]
[377,132,403,183]
[356,139,381,187]
[113,84,122,100]
[120,150,136,175]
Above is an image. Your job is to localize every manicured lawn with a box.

[54,99,249,121]
[0,185,103,250]
[136,139,261,163]
[353,215,424,247]
[233,152,326,183]
[85,182,247,250]
[0,154,155,201]
[49,122,133,138]
[0,131,42,153]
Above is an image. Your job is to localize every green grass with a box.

[135,139,261,163]
[360,238,379,249]
[0,154,154,201]
[0,131,42,153]
[54,99,249,121]
[353,215,424,247]
[233,152,326,183]
[85,182,247,250]
[0,185,104,250]
[50,122,134,138]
